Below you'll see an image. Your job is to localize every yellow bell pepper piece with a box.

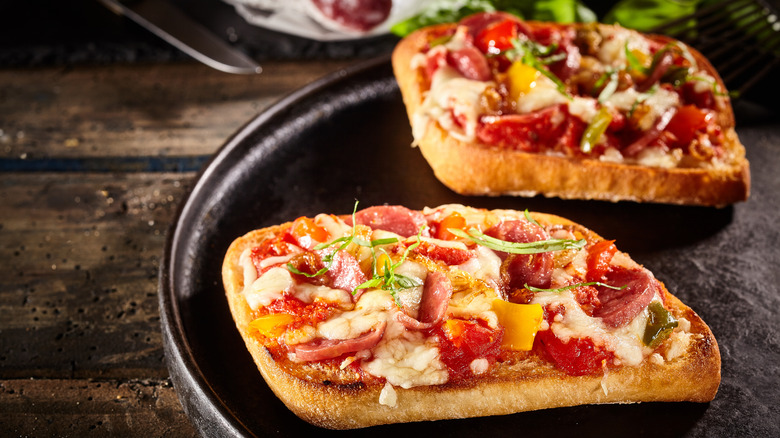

[508,61,541,101]
[249,313,295,337]
[492,299,543,351]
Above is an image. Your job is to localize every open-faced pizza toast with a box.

[222,204,720,429]
[391,13,750,206]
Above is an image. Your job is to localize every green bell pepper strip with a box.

[580,106,613,153]
[643,301,679,348]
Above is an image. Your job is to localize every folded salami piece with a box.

[391,12,750,206]
[222,204,721,429]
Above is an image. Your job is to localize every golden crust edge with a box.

[221,214,721,430]
[390,23,750,207]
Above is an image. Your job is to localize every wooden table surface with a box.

[0,58,355,436]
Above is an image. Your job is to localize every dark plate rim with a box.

[158,55,391,437]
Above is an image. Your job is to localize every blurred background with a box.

[0,0,777,109]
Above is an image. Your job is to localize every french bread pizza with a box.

[222,203,720,429]
[391,12,750,206]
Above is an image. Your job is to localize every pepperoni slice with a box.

[485,220,553,291]
[320,250,367,299]
[309,0,392,33]
[418,272,453,324]
[593,267,658,328]
[447,46,492,81]
[352,205,428,238]
[396,271,453,330]
[291,322,387,362]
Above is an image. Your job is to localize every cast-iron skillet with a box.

[159,55,779,437]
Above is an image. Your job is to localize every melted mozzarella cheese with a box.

[457,245,501,287]
[636,146,683,168]
[448,288,499,329]
[314,213,352,239]
[597,25,651,67]
[244,266,293,310]
[470,358,490,375]
[244,265,352,311]
[379,382,398,407]
[362,317,448,388]
[515,75,568,114]
[413,65,492,143]
[607,87,680,132]
[394,261,427,316]
[317,289,394,340]
[568,96,598,124]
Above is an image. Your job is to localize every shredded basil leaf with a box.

[354,226,426,307]
[524,209,542,228]
[525,282,627,293]
[597,70,619,102]
[448,227,586,254]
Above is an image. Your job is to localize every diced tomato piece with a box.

[586,240,617,282]
[250,231,299,274]
[265,295,337,329]
[290,216,329,249]
[665,104,709,147]
[459,11,520,40]
[682,82,716,109]
[415,241,474,265]
[536,328,613,376]
[436,319,503,380]
[476,19,518,54]
[435,212,467,240]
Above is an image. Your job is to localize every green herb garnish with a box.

[354,227,426,307]
[525,282,627,293]
[286,202,363,278]
[523,209,542,228]
[448,227,586,254]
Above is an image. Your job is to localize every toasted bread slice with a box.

[222,205,720,429]
[392,20,750,207]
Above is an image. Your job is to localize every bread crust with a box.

[391,23,750,207]
[222,212,721,429]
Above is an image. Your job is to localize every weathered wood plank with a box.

[0,60,354,160]
[0,172,192,378]
[0,378,196,436]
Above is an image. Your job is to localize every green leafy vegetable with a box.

[448,227,586,254]
[391,0,499,37]
[390,0,595,37]
[603,0,700,32]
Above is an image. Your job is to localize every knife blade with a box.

[98,0,262,74]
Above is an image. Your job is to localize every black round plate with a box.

[159,56,780,437]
